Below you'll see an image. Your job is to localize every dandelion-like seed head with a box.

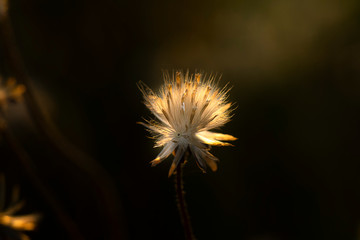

[139,71,236,176]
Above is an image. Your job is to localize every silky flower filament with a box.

[139,71,236,176]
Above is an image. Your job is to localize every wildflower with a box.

[0,175,40,240]
[0,76,26,112]
[139,71,236,176]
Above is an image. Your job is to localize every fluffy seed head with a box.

[139,71,236,176]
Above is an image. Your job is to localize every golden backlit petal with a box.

[0,213,40,231]
[205,157,218,172]
[151,143,176,166]
[14,214,39,231]
[150,157,161,167]
[22,221,36,231]
[0,215,11,225]
[199,131,237,141]
[220,103,232,112]
[204,151,219,171]
[168,162,177,177]
[196,133,233,146]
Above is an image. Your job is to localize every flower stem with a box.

[175,152,195,240]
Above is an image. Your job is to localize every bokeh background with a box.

[1,0,360,239]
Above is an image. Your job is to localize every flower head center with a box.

[174,131,192,145]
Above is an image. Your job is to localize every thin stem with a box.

[175,152,195,240]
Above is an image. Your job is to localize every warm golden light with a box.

[0,175,40,240]
[139,70,236,176]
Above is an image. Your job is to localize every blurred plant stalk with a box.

[0,0,126,239]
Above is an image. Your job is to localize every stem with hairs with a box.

[174,151,195,240]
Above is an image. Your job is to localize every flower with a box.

[0,76,26,112]
[139,71,236,176]
[0,175,40,240]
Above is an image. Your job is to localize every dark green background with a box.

[1,0,360,239]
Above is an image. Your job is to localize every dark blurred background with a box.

[1,0,360,239]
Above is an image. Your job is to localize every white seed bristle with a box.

[139,70,236,176]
